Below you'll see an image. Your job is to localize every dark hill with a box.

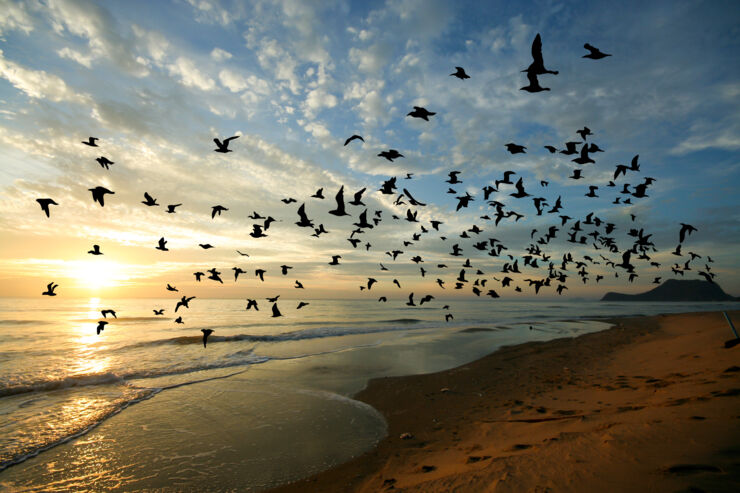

[601,279,738,302]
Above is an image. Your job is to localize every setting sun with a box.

[66,260,128,291]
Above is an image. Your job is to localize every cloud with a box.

[167,56,216,91]
[0,0,35,36]
[184,0,234,26]
[210,47,232,61]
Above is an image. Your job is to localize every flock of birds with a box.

[36,34,715,348]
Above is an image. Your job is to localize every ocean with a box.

[0,297,737,491]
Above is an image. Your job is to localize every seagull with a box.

[407,106,436,121]
[329,255,341,265]
[282,197,297,204]
[505,143,526,154]
[271,303,282,318]
[406,293,416,306]
[87,244,103,255]
[42,282,58,296]
[524,33,558,75]
[96,156,114,169]
[572,145,594,165]
[96,320,108,335]
[344,134,364,146]
[166,284,178,292]
[446,171,462,184]
[378,149,403,161]
[201,329,213,347]
[295,203,315,228]
[233,267,246,280]
[142,192,158,206]
[294,280,304,289]
[175,296,196,312]
[199,243,214,249]
[175,316,184,324]
[81,137,99,147]
[213,135,239,153]
[280,265,293,275]
[101,309,116,318]
[255,269,266,282]
[211,205,228,218]
[311,187,325,199]
[246,299,259,310]
[450,66,470,79]
[156,237,168,251]
[297,302,310,309]
[89,186,114,206]
[36,198,58,218]
[153,309,165,315]
[250,224,267,238]
[267,295,280,303]
[583,43,611,59]
[166,204,182,213]
[679,223,697,243]
[510,178,530,198]
[328,186,350,216]
[349,187,366,206]
[576,127,592,141]
[193,272,204,281]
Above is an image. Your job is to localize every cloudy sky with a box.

[0,0,738,300]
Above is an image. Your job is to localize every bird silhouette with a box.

[679,223,697,243]
[246,299,259,310]
[329,255,341,265]
[166,204,182,213]
[406,293,416,306]
[233,267,246,281]
[524,33,558,75]
[271,303,282,318]
[583,43,611,59]
[96,320,108,335]
[510,178,530,198]
[294,280,304,289]
[295,203,315,227]
[175,316,184,324]
[89,186,114,206]
[36,198,58,218]
[175,296,195,312]
[153,309,165,315]
[267,295,280,303]
[250,224,267,238]
[82,137,99,147]
[378,149,403,161]
[348,187,366,206]
[281,197,297,204]
[311,187,325,199]
[407,106,436,121]
[213,135,239,153]
[156,237,168,251]
[255,269,266,282]
[96,156,114,169]
[328,186,350,216]
[201,329,213,347]
[141,192,158,206]
[505,143,527,154]
[87,244,103,255]
[101,309,117,318]
[572,145,594,164]
[520,70,550,92]
[42,282,58,296]
[344,134,364,146]
[193,272,204,281]
[166,284,178,292]
[450,66,470,79]
[297,302,310,309]
[211,205,228,218]
[576,127,592,140]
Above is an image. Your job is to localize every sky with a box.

[0,0,738,300]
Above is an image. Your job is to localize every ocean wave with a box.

[0,352,268,398]
[0,319,49,326]
[116,322,429,351]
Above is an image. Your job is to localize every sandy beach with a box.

[271,310,740,492]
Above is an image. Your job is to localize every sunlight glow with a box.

[66,260,130,291]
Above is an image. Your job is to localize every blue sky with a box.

[0,0,738,298]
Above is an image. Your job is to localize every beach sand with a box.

[271,311,740,492]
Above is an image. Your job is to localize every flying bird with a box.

[201,329,214,347]
[87,244,103,255]
[101,309,117,318]
[156,237,168,251]
[36,198,58,218]
[450,66,470,79]
[81,137,99,147]
[96,320,108,335]
[213,135,239,153]
[89,186,114,206]
[42,282,58,296]
[96,156,114,169]
[407,106,436,121]
[583,43,611,59]
[166,204,182,213]
[271,303,282,318]
[344,134,364,146]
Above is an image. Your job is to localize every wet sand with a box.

[271,310,740,492]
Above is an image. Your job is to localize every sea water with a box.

[0,297,736,491]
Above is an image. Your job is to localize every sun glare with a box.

[67,260,128,291]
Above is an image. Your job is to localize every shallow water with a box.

[0,297,737,490]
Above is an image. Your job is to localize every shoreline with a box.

[270,310,740,492]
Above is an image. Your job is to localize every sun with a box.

[67,259,127,291]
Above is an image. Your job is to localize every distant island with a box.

[601,279,739,302]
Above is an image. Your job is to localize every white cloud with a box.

[57,46,93,68]
[210,47,232,61]
[0,49,92,104]
[167,56,216,91]
[185,0,232,26]
[0,0,35,36]
[303,88,337,119]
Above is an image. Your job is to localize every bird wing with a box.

[531,34,543,65]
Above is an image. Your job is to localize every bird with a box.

[407,106,436,121]
[250,224,267,238]
[266,295,280,303]
[211,205,228,218]
[329,255,341,265]
[328,186,350,216]
[166,204,182,213]
[572,145,594,165]
[271,303,282,318]
[378,297,387,302]
[96,320,108,335]
[505,143,526,154]
[378,149,403,161]
[585,186,599,198]
[81,137,99,147]
[510,178,530,198]
[520,70,549,92]
[153,309,165,315]
[193,272,204,281]
[281,197,297,204]
[560,142,580,155]
[101,309,116,318]
[42,282,58,296]
[199,243,214,249]
[344,134,364,146]
[246,299,258,310]
[524,33,558,75]
[175,316,184,324]
[89,186,114,206]
[175,296,196,312]
[445,313,454,322]
[232,267,246,281]
[311,187,325,199]
[213,135,239,153]
[403,189,426,206]
[294,280,304,289]
[446,171,462,184]
[349,187,366,206]
[297,302,310,310]
[166,284,178,292]
[142,192,158,206]
[87,244,103,255]
[255,269,266,282]
[280,265,293,275]
[156,237,168,251]
[201,329,214,347]
[450,66,470,79]
[679,223,697,243]
[95,156,114,169]
[576,127,592,140]
[583,43,611,59]
[406,293,416,306]
[295,203,315,227]
[544,145,558,153]
[36,198,58,218]
[569,169,583,180]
